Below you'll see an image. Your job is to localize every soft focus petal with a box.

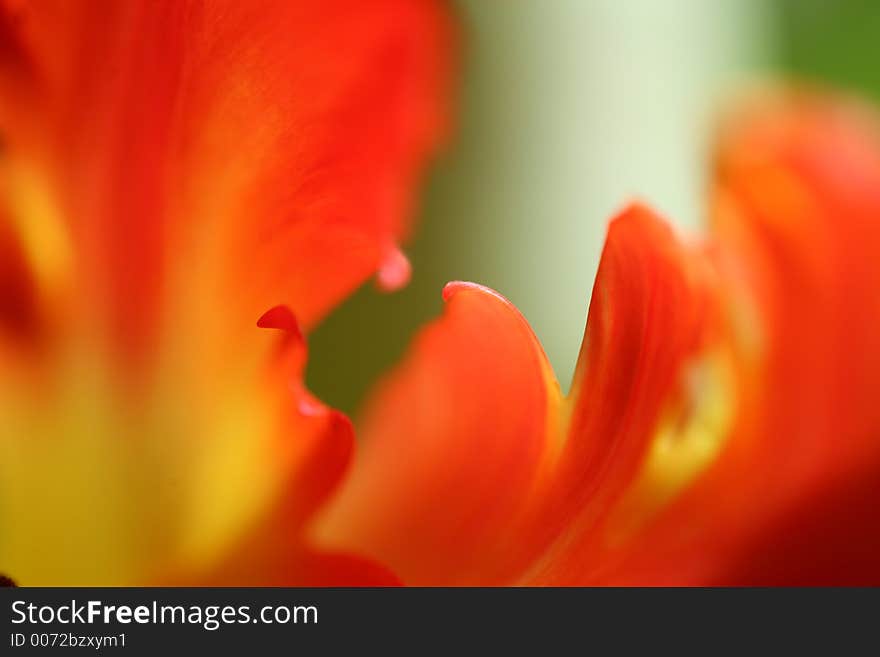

[316,205,733,585]
[0,0,450,585]
[0,0,451,367]
[718,465,880,585]
[715,92,880,461]
[596,93,880,584]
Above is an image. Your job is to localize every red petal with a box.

[719,465,880,585]
[0,0,451,367]
[524,205,730,584]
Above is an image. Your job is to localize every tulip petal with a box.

[162,307,399,585]
[0,0,450,584]
[707,94,880,583]
[0,0,451,366]
[315,204,732,585]
[522,206,733,584]
[597,93,880,584]
[315,281,562,585]
[715,93,880,473]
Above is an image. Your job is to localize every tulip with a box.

[4,1,880,588]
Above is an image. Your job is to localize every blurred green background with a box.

[308,0,880,417]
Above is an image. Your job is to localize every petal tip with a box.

[257,305,301,333]
[297,395,326,418]
[441,280,510,305]
[607,201,670,232]
[375,246,412,293]
[257,306,305,350]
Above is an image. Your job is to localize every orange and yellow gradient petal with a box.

[0,0,450,585]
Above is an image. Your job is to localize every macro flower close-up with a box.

[1,0,880,589]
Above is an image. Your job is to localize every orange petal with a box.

[315,281,561,585]
[315,204,730,585]
[0,0,451,367]
[598,93,880,584]
[714,92,880,474]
